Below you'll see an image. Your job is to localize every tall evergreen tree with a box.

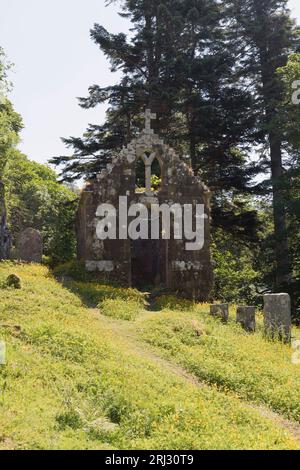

[52,0,188,180]
[225,0,300,287]
[277,53,300,315]
[52,0,261,239]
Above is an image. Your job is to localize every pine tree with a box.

[52,0,263,243]
[177,0,262,238]
[277,53,300,315]
[51,0,187,179]
[225,0,299,287]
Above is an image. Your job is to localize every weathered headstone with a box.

[263,293,291,344]
[17,228,43,263]
[236,306,256,332]
[210,304,229,323]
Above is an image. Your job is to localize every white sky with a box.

[1,0,300,167]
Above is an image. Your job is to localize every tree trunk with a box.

[252,0,292,289]
[190,129,197,173]
[0,181,11,260]
[269,132,291,287]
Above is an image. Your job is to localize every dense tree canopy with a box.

[51,0,263,239]
[277,53,300,316]
[4,151,78,265]
[0,47,23,259]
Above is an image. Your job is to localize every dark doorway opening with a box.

[131,238,161,288]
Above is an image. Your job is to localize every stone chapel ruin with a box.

[77,110,213,300]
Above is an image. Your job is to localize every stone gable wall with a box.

[77,125,213,300]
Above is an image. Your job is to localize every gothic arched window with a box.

[135,157,146,191]
[135,152,162,195]
[151,157,162,192]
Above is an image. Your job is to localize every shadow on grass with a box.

[52,275,176,314]
[57,278,126,308]
[59,278,103,308]
[51,260,196,312]
[52,273,152,311]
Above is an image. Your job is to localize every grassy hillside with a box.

[0,262,300,450]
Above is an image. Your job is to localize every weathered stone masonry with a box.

[77,111,214,300]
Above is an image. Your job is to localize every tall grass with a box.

[137,299,300,423]
[0,263,299,450]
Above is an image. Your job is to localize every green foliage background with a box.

[3,151,77,264]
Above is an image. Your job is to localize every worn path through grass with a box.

[92,308,300,444]
[1,262,300,450]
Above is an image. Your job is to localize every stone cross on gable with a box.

[144,109,156,134]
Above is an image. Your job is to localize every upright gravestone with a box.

[236,306,256,332]
[17,228,43,263]
[210,304,229,323]
[263,294,291,344]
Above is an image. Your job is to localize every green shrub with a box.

[212,238,260,305]
[55,410,83,430]
[5,273,21,289]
